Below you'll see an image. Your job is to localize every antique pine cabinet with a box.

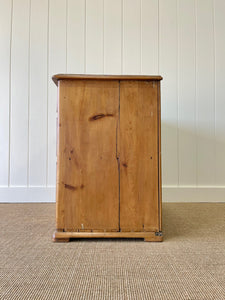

[52,74,163,242]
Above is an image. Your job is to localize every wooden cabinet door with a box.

[119,81,159,232]
[56,80,119,232]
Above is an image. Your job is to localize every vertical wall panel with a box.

[10,0,30,186]
[178,0,196,185]
[0,0,12,185]
[214,0,225,185]
[141,0,158,75]
[86,0,104,74]
[104,0,122,74]
[159,0,178,185]
[196,0,215,185]
[123,0,141,74]
[29,0,48,186]
[1,0,225,202]
[48,0,67,185]
[67,0,85,73]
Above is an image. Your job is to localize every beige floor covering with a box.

[0,203,225,300]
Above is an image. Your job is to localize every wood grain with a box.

[119,80,159,232]
[55,75,162,240]
[56,80,119,231]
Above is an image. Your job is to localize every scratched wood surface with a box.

[119,80,159,232]
[56,80,119,231]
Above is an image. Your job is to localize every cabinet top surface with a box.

[52,74,163,86]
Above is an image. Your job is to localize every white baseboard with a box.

[0,187,55,203]
[0,186,224,203]
[163,186,225,202]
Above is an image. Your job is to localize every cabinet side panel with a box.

[119,80,159,232]
[57,80,119,231]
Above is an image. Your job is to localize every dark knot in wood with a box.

[64,183,85,191]
[89,113,114,121]
[64,183,77,191]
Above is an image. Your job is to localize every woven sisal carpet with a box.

[0,203,225,300]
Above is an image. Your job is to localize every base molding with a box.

[0,187,55,203]
[163,186,225,202]
[53,231,163,242]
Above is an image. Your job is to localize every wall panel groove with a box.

[159,0,179,186]
[29,0,48,186]
[27,0,31,186]
[195,0,198,186]
[8,0,13,187]
[10,0,30,186]
[214,0,225,185]
[121,0,123,74]
[196,0,215,186]
[141,0,158,75]
[178,0,197,186]
[86,0,104,74]
[177,0,180,186]
[0,0,12,186]
[104,0,122,74]
[48,0,67,186]
[123,0,141,74]
[46,0,50,187]
[67,0,85,73]
[84,0,86,73]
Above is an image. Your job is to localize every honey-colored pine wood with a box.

[52,74,163,86]
[53,231,163,242]
[56,80,119,231]
[119,81,159,232]
[53,74,162,242]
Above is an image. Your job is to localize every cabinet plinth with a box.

[52,74,163,242]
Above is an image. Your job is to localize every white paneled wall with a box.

[0,0,225,202]
[29,0,48,186]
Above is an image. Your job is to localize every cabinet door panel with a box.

[119,80,159,231]
[56,80,119,231]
